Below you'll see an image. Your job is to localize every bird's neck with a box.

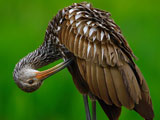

[16,40,62,73]
[15,8,68,72]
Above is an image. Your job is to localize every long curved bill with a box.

[36,58,73,81]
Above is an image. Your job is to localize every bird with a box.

[13,2,154,120]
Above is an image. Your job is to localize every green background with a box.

[0,0,159,120]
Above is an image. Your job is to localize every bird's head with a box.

[13,66,44,92]
[13,59,72,92]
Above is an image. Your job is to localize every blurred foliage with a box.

[0,0,159,120]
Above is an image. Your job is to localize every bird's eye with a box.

[28,80,34,84]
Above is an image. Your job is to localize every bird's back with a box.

[46,2,154,120]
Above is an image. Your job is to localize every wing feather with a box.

[85,60,95,94]
[104,67,121,107]
[96,64,112,105]
[90,61,101,98]
[69,26,76,52]
[82,38,88,59]
[77,35,84,57]
[73,34,80,56]
[64,25,70,47]
[119,63,142,104]
[110,67,134,109]
[58,3,153,117]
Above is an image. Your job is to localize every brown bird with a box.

[13,2,154,120]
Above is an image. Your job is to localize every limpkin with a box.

[13,2,154,120]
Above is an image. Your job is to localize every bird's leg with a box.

[83,94,91,120]
[92,100,96,120]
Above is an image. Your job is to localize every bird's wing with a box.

[58,2,153,116]
[59,2,136,67]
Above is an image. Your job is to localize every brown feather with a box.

[66,57,89,94]
[85,61,95,95]
[104,67,121,107]
[82,39,88,59]
[90,61,101,98]
[110,67,134,109]
[69,26,76,53]
[76,58,86,79]
[96,65,112,105]
[119,63,141,104]
[64,25,70,47]
[133,65,154,119]
[98,98,121,120]
[73,34,80,56]
[134,92,154,120]
[56,2,154,119]
[59,21,67,44]
[77,35,84,57]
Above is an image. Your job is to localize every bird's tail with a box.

[97,98,121,120]
[134,92,154,120]
[132,65,154,120]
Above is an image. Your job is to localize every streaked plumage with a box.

[13,2,154,120]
